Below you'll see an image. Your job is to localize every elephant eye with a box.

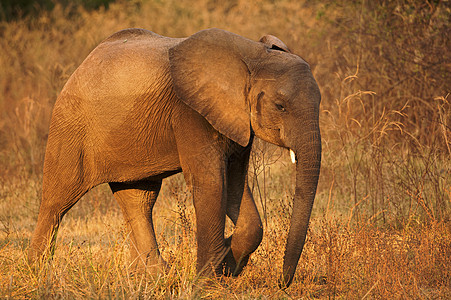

[275,103,286,112]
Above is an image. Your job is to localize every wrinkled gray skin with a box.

[28,28,321,287]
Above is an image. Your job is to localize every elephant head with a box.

[169,28,321,287]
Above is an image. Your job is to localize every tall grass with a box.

[0,0,450,298]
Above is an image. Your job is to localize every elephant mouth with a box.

[289,149,297,164]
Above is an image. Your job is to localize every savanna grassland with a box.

[0,0,450,298]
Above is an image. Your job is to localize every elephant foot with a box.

[146,260,167,279]
[197,238,250,279]
[218,236,249,277]
[217,248,237,277]
[223,236,250,276]
[130,255,168,279]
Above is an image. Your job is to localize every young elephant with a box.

[29,28,321,287]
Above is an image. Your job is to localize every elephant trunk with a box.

[280,127,321,288]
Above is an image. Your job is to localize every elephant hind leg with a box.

[109,180,165,275]
[28,171,90,264]
[28,134,95,264]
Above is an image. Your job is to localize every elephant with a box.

[28,28,321,287]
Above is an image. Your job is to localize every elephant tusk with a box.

[290,149,296,164]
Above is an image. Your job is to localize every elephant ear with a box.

[169,28,262,147]
[259,35,291,53]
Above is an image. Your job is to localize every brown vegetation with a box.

[0,0,450,298]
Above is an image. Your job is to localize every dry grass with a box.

[1,0,450,298]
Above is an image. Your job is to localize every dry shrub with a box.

[320,71,450,226]
[315,0,450,148]
[315,0,450,224]
[300,217,451,299]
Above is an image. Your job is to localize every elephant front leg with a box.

[226,148,263,276]
[226,182,263,275]
[189,172,236,276]
[172,108,237,277]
